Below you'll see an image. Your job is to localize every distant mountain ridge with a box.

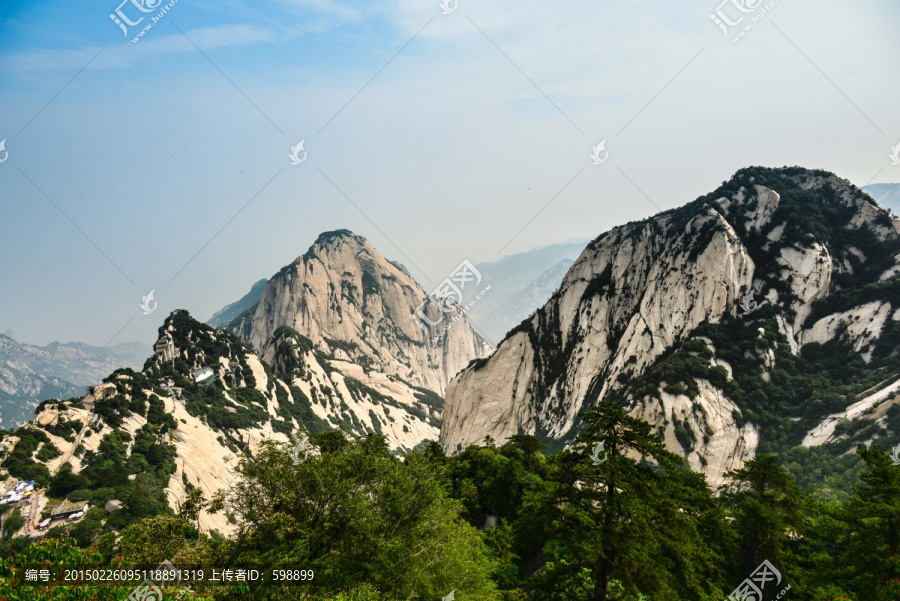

[473,258,576,342]
[207,278,268,328]
[465,240,589,341]
[0,335,149,427]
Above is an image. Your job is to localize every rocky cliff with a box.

[229,230,491,394]
[441,167,900,486]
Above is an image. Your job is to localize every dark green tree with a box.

[1,509,25,539]
[820,444,900,599]
[719,454,805,582]
[210,432,499,599]
[526,400,729,600]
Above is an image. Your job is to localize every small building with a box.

[50,500,89,521]
[191,366,215,386]
[92,383,117,400]
[155,337,177,362]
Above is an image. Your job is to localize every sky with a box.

[0,0,898,348]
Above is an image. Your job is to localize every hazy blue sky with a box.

[1,0,898,348]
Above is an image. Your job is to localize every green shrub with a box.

[36,441,62,462]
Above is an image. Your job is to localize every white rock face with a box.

[802,377,900,446]
[630,379,758,485]
[259,329,444,452]
[802,301,891,361]
[441,332,538,450]
[441,170,900,487]
[442,201,756,472]
[745,185,781,231]
[164,395,243,536]
[237,231,490,395]
[777,242,832,336]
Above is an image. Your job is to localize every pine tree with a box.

[826,444,900,599]
[718,454,805,582]
[526,400,729,600]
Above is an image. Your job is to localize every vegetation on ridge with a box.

[2,403,899,600]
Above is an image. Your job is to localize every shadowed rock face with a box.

[232,230,491,395]
[441,167,900,487]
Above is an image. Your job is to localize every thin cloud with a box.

[0,24,274,74]
[276,0,363,22]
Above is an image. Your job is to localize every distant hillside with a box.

[465,240,589,341]
[207,278,268,328]
[476,258,575,342]
[0,336,149,428]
